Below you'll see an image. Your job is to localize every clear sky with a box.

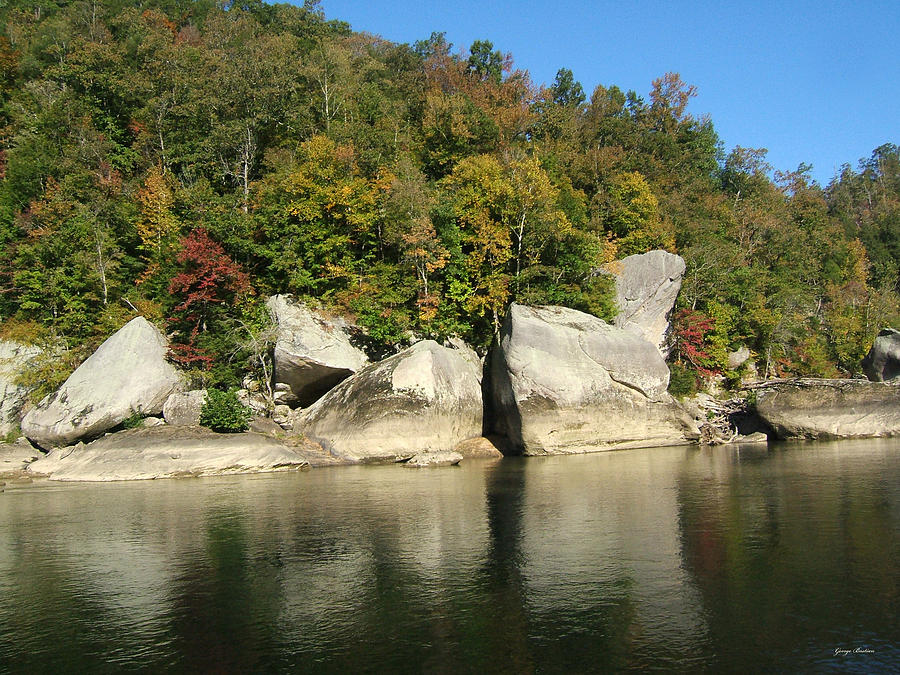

[316,0,899,186]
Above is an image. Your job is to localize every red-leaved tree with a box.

[670,308,719,377]
[167,228,249,368]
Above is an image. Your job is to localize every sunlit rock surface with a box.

[0,341,41,436]
[27,426,309,481]
[754,379,900,439]
[299,340,483,462]
[162,390,207,426]
[609,249,685,354]
[266,295,369,407]
[488,304,692,454]
[21,317,183,448]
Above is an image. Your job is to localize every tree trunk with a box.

[241,126,254,214]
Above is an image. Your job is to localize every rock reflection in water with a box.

[1,441,898,672]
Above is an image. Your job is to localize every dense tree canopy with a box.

[0,0,896,391]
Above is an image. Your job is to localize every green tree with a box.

[550,67,585,107]
[256,135,388,297]
[467,39,504,84]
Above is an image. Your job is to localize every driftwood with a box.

[742,378,864,391]
[696,396,748,445]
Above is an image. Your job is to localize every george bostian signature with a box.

[834,647,875,656]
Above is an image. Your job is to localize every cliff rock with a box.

[608,250,685,353]
[27,426,309,481]
[754,379,900,439]
[162,389,207,426]
[488,304,692,454]
[861,328,900,382]
[0,341,41,435]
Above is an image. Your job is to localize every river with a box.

[1,440,898,673]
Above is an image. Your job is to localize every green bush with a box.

[199,389,253,433]
[121,410,145,430]
[3,425,21,444]
[668,362,699,399]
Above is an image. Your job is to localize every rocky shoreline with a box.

[1,250,898,483]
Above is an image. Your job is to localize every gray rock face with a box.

[754,379,900,439]
[162,390,207,426]
[861,328,900,382]
[609,250,685,353]
[26,426,308,481]
[249,416,283,436]
[0,341,41,435]
[488,304,692,455]
[21,317,184,448]
[266,295,369,407]
[298,340,483,463]
[727,346,752,370]
[272,404,292,429]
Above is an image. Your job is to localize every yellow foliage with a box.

[136,165,180,256]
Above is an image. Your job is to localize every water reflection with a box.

[1,441,898,672]
[676,440,900,672]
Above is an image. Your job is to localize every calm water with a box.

[1,440,898,673]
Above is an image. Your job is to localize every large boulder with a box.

[488,304,692,455]
[266,295,369,407]
[298,340,483,463]
[0,341,41,435]
[861,328,900,382]
[754,379,900,439]
[26,426,309,481]
[21,317,183,448]
[607,250,685,353]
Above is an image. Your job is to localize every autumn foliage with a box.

[167,228,249,368]
[0,1,895,387]
[670,309,720,378]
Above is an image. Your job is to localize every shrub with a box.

[668,362,699,399]
[3,425,21,444]
[121,409,145,429]
[199,388,252,433]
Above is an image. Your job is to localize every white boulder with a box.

[21,317,183,448]
[266,295,369,407]
[27,426,309,481]
[488,304,692,455]
[162,390,207,426]
[298,340,483,463]
[754,379,900,439]
[0,340,41,435]
[608,249,685,354]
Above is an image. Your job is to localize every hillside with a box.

[0,0,897,398]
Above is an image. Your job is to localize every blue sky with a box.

[317,0,899,186]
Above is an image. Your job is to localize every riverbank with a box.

[6,373,900,482]
[2,249,896,482]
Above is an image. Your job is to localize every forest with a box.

[0,0,898,399]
